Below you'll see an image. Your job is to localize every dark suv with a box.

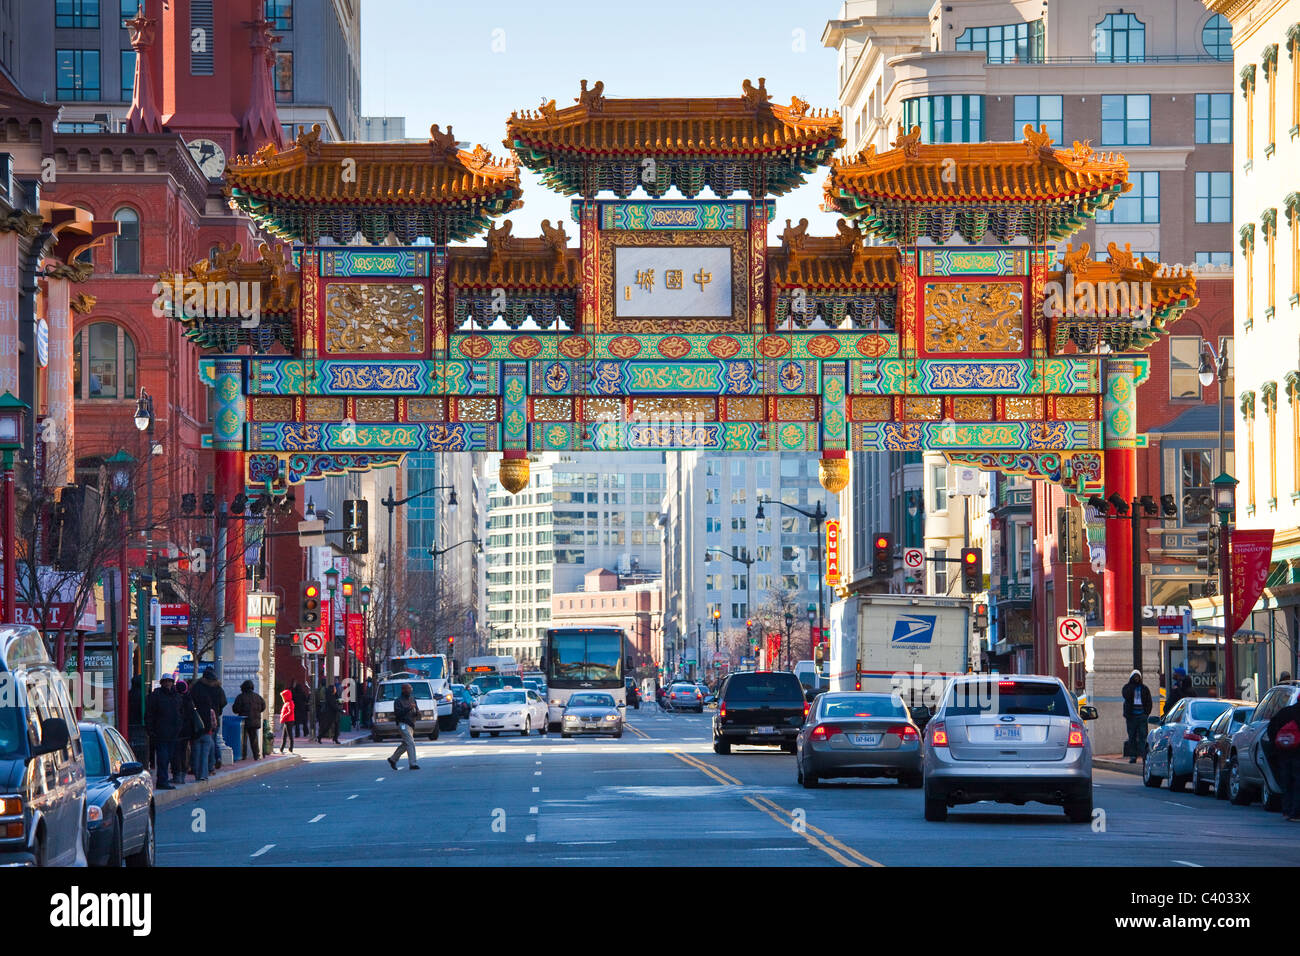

[713,671,806,755]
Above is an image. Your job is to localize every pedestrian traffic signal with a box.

[299,581,321,629]
[972,604,989,632]
[343,498,369,554]
[1079,580,1100,618]
[1196,526,1221,575]
[873,533,892,576]
[960,547,982,593]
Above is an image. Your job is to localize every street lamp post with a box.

[429,536,482,657]
[0,393,26,626]
[711,607,720,677]
[756,496,827,649]
[323,565,339,684]
[783,610,794,671]
[341,575,355,688]
[359,584,372,727]
[381,483,456,671]
[1213,473,1238,694]
[131,390,158,692]
[106,448,135,736]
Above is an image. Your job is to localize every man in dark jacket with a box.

[145,677,183,789]
[1165,668,1193,715]
[231,680,267,760]
[1267,697,1300,821]
[1121,669,1153,763]
[386,684,421,771]
[189,668,227,774]
[291,680,311,738]
[318,683,341,744]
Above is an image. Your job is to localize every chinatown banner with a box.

[1227,529,1275,637]
[825,519,842,587]
[346,612,364,654]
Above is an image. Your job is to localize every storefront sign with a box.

[825,519,841,587]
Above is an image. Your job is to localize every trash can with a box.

[339,713,352,733]
[222,715,245,760]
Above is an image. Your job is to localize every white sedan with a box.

[469,689,549,737]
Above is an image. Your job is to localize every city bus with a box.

[542,626,625,731]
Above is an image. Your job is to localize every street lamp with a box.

[0,393,25,626]
[359,585,372,720]
[429,536,481,654]
[712,606,721,676]
[105,448,135,735]
[380,482,457,662]
[756,494,828,652]
[1200,341,1231,480]
[323,566,339,682]
[1214,472,1238,694]
[341,575,355,691]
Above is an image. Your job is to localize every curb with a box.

[1094,757,1142,776]
[153,753,305,808]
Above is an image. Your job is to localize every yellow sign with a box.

[825,519,842,587]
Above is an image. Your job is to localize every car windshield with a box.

[482,691,526,706]
[83,732,108,777]
[379,683,433,701]
[1187,700,1233,723]
[569,694,615,708]
[821,695,907,719]
[1233,706,1256,726]
[390,657,444,680]
[0,699,24,759]
[724,675,804,702]
[548,631,622,683]
[943,680,1071,717]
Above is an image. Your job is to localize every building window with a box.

[1287,374,1300,494]
[1264,45,1280,152]
[1263,383,1279,506]
[929,463,948,512]
[120,49,135,102]
[1287,194,1300,303]
[1096,171,1158,223]
[1242,64,1257,165]
[1195,93,1232,144]
[265,0,293,30]
[1195,252,1231,267]
[954,20,1044,63]
[1242,392,1257,512]
[1170,337,1203,400]
[1100,94,1150,146]
[120,0,138,26]
[73,323,137,400]
[1013,95,1062,143]
[1094,13,1145,63]
[56,0,100,28]
[933,549,948,594]
[1195,172,1232,223]
[1241,223,1256,322]
[1180,449,1215,525]
[900,95,983,144]
[1201,13,1233,61]
[274,51,293,103]
[113,208,140,274]
[56,49,101,101]
[1263,208,1279,316]
[1291,32,1300,134]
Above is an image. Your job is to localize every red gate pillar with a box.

[1102,359,1141,632]
[212,357,247,633]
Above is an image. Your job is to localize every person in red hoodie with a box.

[278,688,296,754]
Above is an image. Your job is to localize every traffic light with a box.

[181,493,196,514]
[1196,525,1221,575]
[201,492,215,515]
[343,498,369,555]
[299,581,321,629]
[872,533,892,576]
[960,547,982,593]
[972,604,989,632]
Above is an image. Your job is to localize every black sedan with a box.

[1191,703,1256,799]
[80,722,155,867]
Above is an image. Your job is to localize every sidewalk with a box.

[1094,754,1142,776]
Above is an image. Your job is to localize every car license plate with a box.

[995,725,1021,740]
[755,725,775,735]
[851,734,881,746]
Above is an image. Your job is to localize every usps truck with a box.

[828,594,973,710]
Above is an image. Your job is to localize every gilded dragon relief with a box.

[922,281,1024,354]
[324,283,426,354]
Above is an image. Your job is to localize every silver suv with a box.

[922,674,1098,823]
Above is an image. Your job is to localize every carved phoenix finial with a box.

[577,79,605,111]
[892,124,922,159]
[741,77,771,109]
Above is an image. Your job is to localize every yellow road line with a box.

[670,751,735,786]
[623,723,651,740]
[748,794,884,867]
[676,751,743,786]
[741,797,859,867]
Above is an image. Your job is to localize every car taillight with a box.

[929,721,948,747]
[886,724,918,740]
[671,691,677,697]
[1069,722,1086,747]
[695,692,702,699]
[803,702,811,719]
[810,724,842,742]
[1183,731,1203,742]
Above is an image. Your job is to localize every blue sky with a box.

[360,0,845,241]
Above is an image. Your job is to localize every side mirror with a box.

[1192,727,1210,737]
[29,717,70,759]
[116,761,144,778]
[1079,705,1099,721]
[1147,716,1161,726]
[909,706,931,724]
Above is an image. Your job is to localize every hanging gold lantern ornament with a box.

[499,450,530,494]
[819,451,849,495]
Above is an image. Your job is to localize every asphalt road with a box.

[156,707,1300,867]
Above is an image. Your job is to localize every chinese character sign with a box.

[1228,529,1274,638]
[346,613,364,654]
[615,246,731,317]
[825,519,841,587]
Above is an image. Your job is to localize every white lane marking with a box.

[536,760,542,765]
[752,847,807,852]
[375,777,385,782]
[558,841,615,846]
[251,844,275,858]
[347,794,358,800]
[534,771,541,776]
[529,806,538,814]
[525,834,536,843]
[309,813,326,823]
[1165,802,1196,810]
[1173,860,1204,867]
[532,786,539,792]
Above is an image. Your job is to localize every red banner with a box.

[1228,529,1274,637]
[766,632,782,666]
[397,628,412,650]
[346,613,364,654]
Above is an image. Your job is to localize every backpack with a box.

[1276,720,1300,750]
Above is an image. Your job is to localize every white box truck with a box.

[828,594,974,709]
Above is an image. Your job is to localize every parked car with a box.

[561,692,624,738]
[80,722,154,867]
[922,674,1099,823]
[796,691,922,788]
[371,679,441,742]
[663,682,704,713]
[1191,704,1255,799]
[0,626,87,866]
[1225,680,1300,809]
[1143,697,1238,792]
[449,684,474,720]
[469,689,548,737]
[712,670,806,754]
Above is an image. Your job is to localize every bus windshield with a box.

[389,656,444,680]
[546,630,623,686]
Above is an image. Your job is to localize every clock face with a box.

[186,138,227,180]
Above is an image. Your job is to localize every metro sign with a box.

[825,519,842,587]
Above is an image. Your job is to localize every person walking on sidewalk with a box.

[1122,669,1153,763]
[319,683,341,744]
[145,676,182,790]
[278,688,295,753]
[189,667,225,777]
[174,680,200,783]
[386,683,421,771]
[232,680,266,761]
[1267,696,1300,821]
[292,680,311,739]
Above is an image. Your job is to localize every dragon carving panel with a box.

[922,281,1024,354]
[325,282,426,354]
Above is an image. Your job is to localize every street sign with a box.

[903,548,925,571]
[1056,615,1086,645]
[301,631,324,654]
[825,519,842,586]
[298,519,326,549]
[1158,609,1193,635]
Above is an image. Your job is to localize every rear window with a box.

[483,691,526,705]
[670,683,698,693]
[83,732,108,777]
[820,694,907,719]
[1188,700,1232,723]
[943,680,1071,717]
[380,682,433,701]
[724,673,804,702]
[1233,706,1255,726]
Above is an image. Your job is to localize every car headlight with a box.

[0,796,22,817]
[550,698,562,706]
[564,715,578,721]
[86,805,102,824]
[604,714,620,721]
